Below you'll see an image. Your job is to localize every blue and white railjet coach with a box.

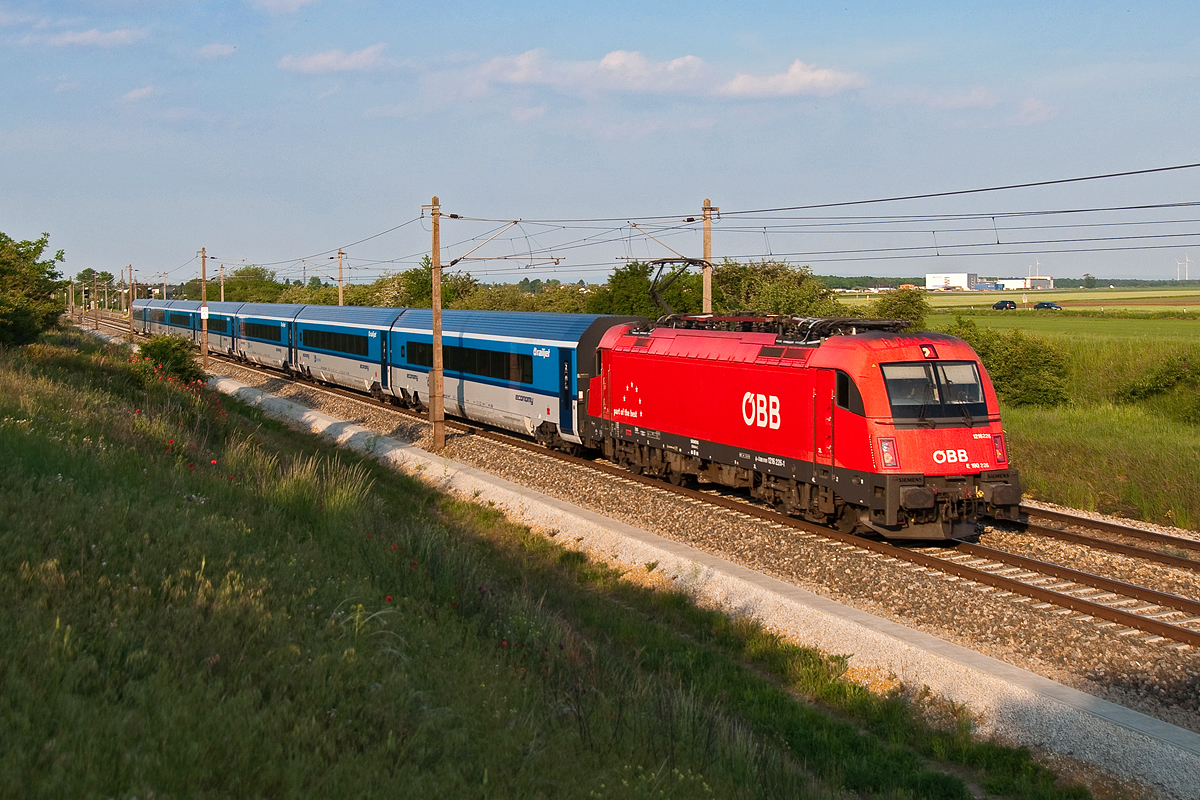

[131,299,644,448]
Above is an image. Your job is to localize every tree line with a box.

[3,229,934,352]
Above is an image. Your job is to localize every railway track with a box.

[84,314,1200,649]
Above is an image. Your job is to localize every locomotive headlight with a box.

[993,434,1008,464]
[879,437,899,469]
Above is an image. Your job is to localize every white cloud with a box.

[199,43,236,58]
[479,49,709,94]
[121,85,155,103]
[1013,98,1058,125]
[719,59,865,97]
[251,0,319,13]
[279,43,387,74]
[46,28,146,47]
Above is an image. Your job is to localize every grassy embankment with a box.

[926,297,1200,528]
[0,329,1096,799]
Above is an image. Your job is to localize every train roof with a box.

[392,309,636,346]
[295,304,405,327]
[235,302,308,321]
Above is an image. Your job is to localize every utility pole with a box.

[199,247,209,371]
[220,264,225,302]
[338,248,345,306]
[128,265,135,343]
[702,198,717,313]
[93,274,99,330]
[162,273,167,300]
[429,196,445,451]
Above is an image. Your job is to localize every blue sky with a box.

[3,1,1199,287]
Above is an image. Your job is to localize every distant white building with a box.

[925,272,978,290]
[997,277,1054,290]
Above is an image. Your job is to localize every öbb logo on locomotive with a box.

[932,449,970,464]
[741,392,781,429]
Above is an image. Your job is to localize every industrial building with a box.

[924,272,978,290]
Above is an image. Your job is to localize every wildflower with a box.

[410,560,417,568]
[134,409,140,414]
[210,459,217,465]
[385,596,393,602]
[392,545,398,550]
[502,640,508,647]
[188,463,194,470]
[168,440,174,445]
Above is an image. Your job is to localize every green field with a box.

[843,286,1200,313]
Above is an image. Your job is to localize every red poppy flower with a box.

[385,596,393,602]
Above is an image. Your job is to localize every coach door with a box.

[559,350,574,435]
[813,369,834,468]
[380,333,389,390]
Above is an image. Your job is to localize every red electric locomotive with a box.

[580,315,1022,540]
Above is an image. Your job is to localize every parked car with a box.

[992,300,1017,310]
[1033,301,1063,311]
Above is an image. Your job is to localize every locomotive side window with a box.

[835,370,865,415]
[881,361,988,423]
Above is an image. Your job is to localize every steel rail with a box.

[85,313,1200,647]
[1021,505,1200,555]
[951,541,1200,616]
[1019,522,1200,572]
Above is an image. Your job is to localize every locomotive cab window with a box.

[835,370,865,415]
[881,361,988,423]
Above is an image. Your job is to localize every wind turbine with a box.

[1187,254,1194,281]
[1177,258,1184,281]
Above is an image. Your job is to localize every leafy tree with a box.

[222,266,287,303]
[0,231,65,346]
[945,317,1069,406]
[1082,273,1097,289]
[366,257,477,308]
[712,259,847,317]
[307,276,324,290]
[867,287,932,330]
[584,261,702,318]
[452,283,590,313]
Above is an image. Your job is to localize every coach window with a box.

[835,370,865,415]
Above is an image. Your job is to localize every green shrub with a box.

[1115,354,1200,402]
[134,335,207,385]
[868,287,931,330]
[945,317,1069,406]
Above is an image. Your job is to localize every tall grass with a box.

[1004,402,1200,528]
[0,330,1093,799]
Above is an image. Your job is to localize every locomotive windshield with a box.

[880,361,988,423]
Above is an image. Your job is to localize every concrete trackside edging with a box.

[210,375,1200,800]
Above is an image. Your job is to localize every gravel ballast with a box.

[208,372,1200,800]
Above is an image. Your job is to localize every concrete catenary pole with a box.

[702,198,717,314]
[338,248,345,306]
[220,264,225,302]
[200,247,209,372]
[430,197,445,451]
[128,265,135,343]
[93,274,99,330]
